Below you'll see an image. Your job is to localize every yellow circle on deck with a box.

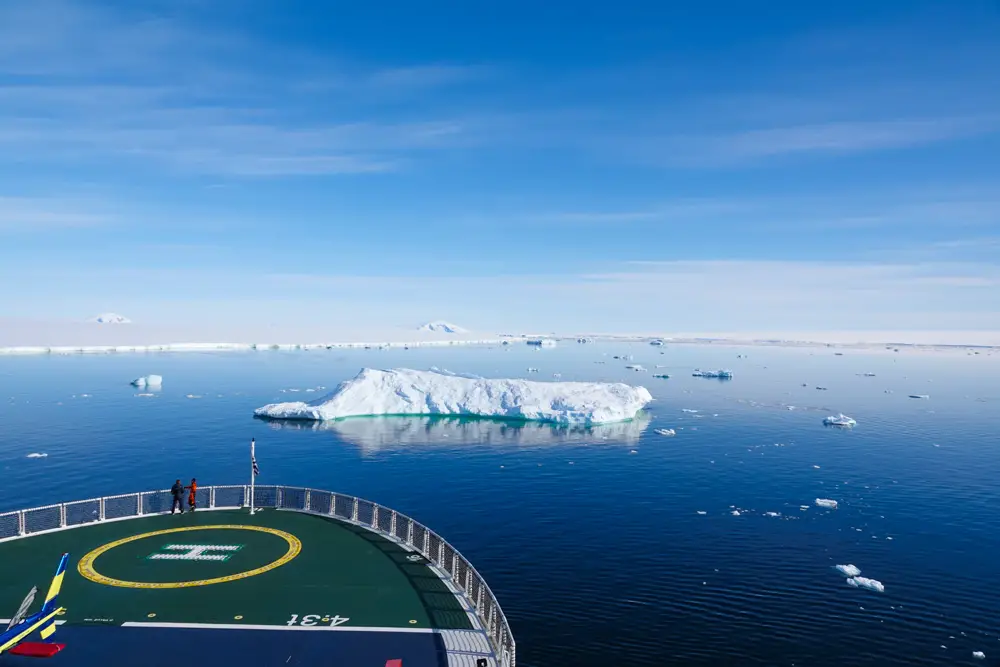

[78,525,301,589]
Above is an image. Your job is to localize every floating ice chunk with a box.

[654,428,676,436]
[696,511,707,515]
[625,364,646,371]
[815,498,839,508]
[836,564,862,577]
[527,339,557,347]
[731,510,741,516]
[823,413,857,427]
[526,367,539,373]
[26,452,48,458]
[652,373,670,379]
[973,651,985,659]
[255,368,653,425]
[765,511,781,517]
[909,394,930,399]
[692,369,733,379]
[185,394,201,399]
[135,393,155,397]
[846,576,884,593]
[682,408,698,413]
[131,374,162,388]
[649,339,664,346]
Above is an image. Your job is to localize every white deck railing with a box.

[0,485,515,667]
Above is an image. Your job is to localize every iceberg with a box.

[692,369,734,379]
[823,413,857,427]
[973,651,985,659]
[131,374,163,388]
[835,564,862,577]
[846,576,884,593]
[255,368,653,425]
[417,321,468,334]
[653,428,676,436]
[26,452,48,458]
[815,498,839,509]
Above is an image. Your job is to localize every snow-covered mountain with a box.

[89,313,132,324]
[417,321,468,334]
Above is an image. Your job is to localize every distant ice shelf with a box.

[255,368,653,425]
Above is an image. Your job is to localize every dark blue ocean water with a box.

[2,342,999,666]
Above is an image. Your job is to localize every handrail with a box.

[0,485,515,666]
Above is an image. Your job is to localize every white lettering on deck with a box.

[148,544,243,561]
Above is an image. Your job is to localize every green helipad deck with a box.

[0,487,515,667]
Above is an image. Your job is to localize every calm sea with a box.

[2,342,999,666]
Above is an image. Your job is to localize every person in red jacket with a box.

[187,478,198,511]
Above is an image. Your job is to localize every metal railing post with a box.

[243,485,249,507]
[136,493,143,516]
[276,488,283,508]
[351,497,359,522]
[372,505,379,530]
[390,510,397,537]
[209,487,216,509]
[59,504,67,528]
[304,490,311,512]
[422,526,429,555]
[99,498,106,521]
[18,511,25,536]
[328,494,336,516]
[406,518,413,546]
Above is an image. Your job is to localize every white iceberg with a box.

[26,452,48,458]
[417,321,468,334]
[973,651,985,659]
[131,374,163,388]
[835,564,861,577]
[625,364,646,371]
[846,576,884,593]
[653,428,676,436]
[89,312,131,324]
[255,368,653,425]
[815,498,839,509]
[823,413,857,427]
[650,339,664,346]
[692,369,733,379]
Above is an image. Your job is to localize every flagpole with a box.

[249,437,256,516]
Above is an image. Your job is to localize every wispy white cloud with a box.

[0,197,111,231]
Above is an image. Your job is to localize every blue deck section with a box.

[5,625,448,667]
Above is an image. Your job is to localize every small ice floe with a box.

[26,452,48,458]
[654,428,676,436]
[305,388,316,392]
[836,564,862,577]
[131,374,162,388]
[526,367,539,373]
[731,510,741,516]
[692,369,733,379]
[79,394,90,398]
[799,505,810,510]
[629,449,638,454]
[135,393,155,397]
[682,408,698,413]
[764,511,781,517]
[813,465,821,469]
[823,413,857,427]
[652,374,670,379]
[846,576,884,593]
[862,372,876,377]
[909,394,930,399]
[185,394,201,399]
[815,498,839,509]
[625,364,647,372]
[696,511,707,515]
[973,651,985,659]
[816,386,828,391]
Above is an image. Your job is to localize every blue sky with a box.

[1,0,998,334]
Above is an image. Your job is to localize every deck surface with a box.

[0,509,487,666]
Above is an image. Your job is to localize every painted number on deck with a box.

[287,614,350,627]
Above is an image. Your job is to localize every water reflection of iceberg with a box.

[258,413,652,452]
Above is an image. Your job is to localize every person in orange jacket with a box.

[187,478,198,511]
